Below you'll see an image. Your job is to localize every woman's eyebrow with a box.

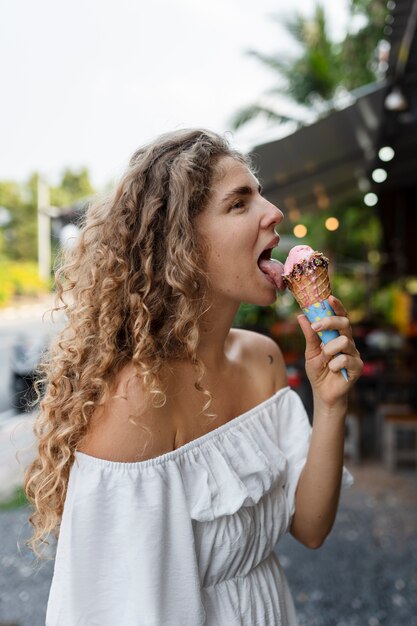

[221,183,263,205]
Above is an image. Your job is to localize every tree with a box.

[0,179,37,261]
[230,0,387,130]
[0,168,95,262]
[50,167,95,207]
[340,0,387,90]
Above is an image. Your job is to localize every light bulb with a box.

[293,224,307,238]
[372,168,388,183]
[325,217,339,231]
[364,193,378,206]
[378,146,395,162]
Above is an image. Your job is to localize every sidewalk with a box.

[0,294,57,324]
[280,463,417,626]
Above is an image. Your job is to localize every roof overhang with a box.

[251,83,387,215]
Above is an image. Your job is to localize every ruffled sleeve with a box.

[274,388,354,521]
[46,453,206,626]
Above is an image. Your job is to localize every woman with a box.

[25,129,363,625]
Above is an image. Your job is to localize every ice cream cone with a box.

[283,249,348,382]
[285,262,331,309]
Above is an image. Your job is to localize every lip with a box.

[258,235,280,259]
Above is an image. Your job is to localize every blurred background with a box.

[0,1,416,625]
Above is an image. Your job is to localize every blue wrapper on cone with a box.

[302,298,349,381]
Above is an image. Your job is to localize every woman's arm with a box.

[290,296,363,548]
[290,396,347,548]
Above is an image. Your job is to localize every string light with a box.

[325,217,340,231]
[293,224,307,238]
[378,146,395,161]
[364,193,378,206]
[372,168,388,183]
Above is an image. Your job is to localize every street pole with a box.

[37,177,51,281]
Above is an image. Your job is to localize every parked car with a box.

[9,332,51,412]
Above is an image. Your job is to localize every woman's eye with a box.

[231,200,245,211]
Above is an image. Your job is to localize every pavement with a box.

[0,294,57,321]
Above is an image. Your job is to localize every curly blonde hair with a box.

[24,129,249,560]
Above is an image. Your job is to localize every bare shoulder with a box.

[77,364,175,463]
[230,328,288,391]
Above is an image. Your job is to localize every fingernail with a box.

[311,322,322,331]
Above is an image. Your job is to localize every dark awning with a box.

[251,83,387,215]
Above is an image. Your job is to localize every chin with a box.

[261,292,278,307]
[245,288,278,308]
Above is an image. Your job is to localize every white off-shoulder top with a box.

[46,386,353,626]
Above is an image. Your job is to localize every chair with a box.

[383,411,417,471]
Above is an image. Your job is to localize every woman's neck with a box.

[194,297,239,370]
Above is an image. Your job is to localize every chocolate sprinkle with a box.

[282,251,329,287]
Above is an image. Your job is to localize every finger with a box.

[311,315,352,337]
[329,295,348,317]
[329,295,352,337]
[322,335,358,358]
[297,314,321,354]
[327,353,363,379]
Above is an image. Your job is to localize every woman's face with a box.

[195,156,284,307]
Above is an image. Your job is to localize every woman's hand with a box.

[297,295,363,408]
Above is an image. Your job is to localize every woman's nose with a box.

[260,200,284,229]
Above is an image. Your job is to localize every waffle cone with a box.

[286,264,332,309]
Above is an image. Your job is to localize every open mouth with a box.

[257,248,273,267]
[257,246,285,291]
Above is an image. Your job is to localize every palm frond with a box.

[246,49,294,77]
[228,104,300,131]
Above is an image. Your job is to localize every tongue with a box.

[258,258,285,292]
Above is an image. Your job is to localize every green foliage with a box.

[332,274,368,315]
[275,5,341,105]
[230,104,294,131]
[50,167,95,207]
[0,486,28,511]
[233,301,279,331]
[370,282,402,323]
[0,261,49,306]
[341,0,387,90]
[289,202,382,261]
[0,180,37,261]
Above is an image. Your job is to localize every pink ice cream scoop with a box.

[283,245,315,276]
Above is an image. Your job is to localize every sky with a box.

[1,0,351,189]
